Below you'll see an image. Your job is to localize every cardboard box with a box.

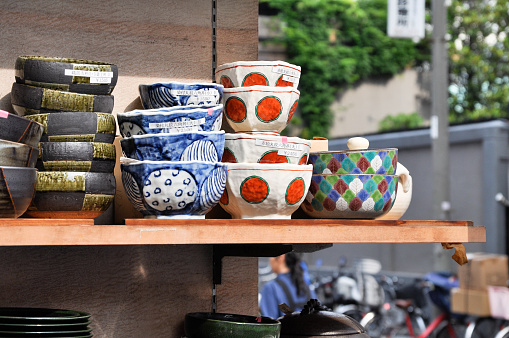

[451,287,491,317]
[458,253,508,290]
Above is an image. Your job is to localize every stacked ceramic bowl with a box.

[10,56,118,218]
[119,81,227,219]
[215,61,313,219]
[301,137,402,219]
[0,308,93,337]
[0,110,43,218]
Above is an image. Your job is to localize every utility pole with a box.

[431,0,452,271]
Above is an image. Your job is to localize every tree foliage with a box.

[262,0,423,138]
[448,0,509,122]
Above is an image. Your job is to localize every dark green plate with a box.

[0,308,91,324]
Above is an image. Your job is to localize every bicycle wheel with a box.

[434,320,467,338]
[465,317,503,338]
[495,326,509,338]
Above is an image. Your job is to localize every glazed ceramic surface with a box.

[184,312,280,338]
[27,171,116,219]
[0,167,36,218]
[222,133,311,165]
[15,55,118,95]
[377,162,412,220]
[26,111,116,143]
[222,85,300,135]
[308,149,398,175]
[301,174,398,219]
[0,139,38,168]
[117,104,223,137]
[219,162,312,219]
[120,158,228,219]
[139,81,223,109]
[215,60,301,88]
[37,142,116,173]
[11,83,114,115]
[121,131,225,162]
[0,110,44,147]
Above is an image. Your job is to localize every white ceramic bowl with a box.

[222,133,311,165]
[222,86,300,135]
[215,60,301,88]
[219,162,312,219]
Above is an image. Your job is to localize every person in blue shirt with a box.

[259,252,317,319]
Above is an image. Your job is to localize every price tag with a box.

[272,66,300,79]
[149,118,206,129]
[255,139,303,151]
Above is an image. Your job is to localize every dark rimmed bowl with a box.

[37,142,116,172]
[0,167,37,218]
[0,110,44,147]
[15,55,118,95]
[139,81,223,109]
[26,111,116,143]
[26,171,116,219]
[184,312,281,338]
[11,83,114,115]
[0,139,38,168]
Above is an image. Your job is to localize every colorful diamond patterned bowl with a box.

[117,104,223,137]
[308,148,398,175]
[138,81,223,109]
[222,133,311,165]
[222,85,300,136]
[301,174,398,219]
[120,131,225,162]
[219,162,312,219]
[120,158,228,219]
[215,60,301,88]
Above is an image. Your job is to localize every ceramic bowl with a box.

[11,83,114,115]
[0,110,44,147]
[37,142,116,173]
[377,162,412,220]
[309,137,398,175]
[117,104,223,138]
[215,60,301,88]
[120,131,225,162]
[15,55,118,95]
[184,312,280,338]
[300,174,398,219]
[0,167,37,218]
[120,158,228,219]
[0,139,38,168]
[222,85,300,135]
[26,111,116,143]
[138,81,224,109]
[26,171,116,219]
[222,133,311,165]
[219,162,312,219]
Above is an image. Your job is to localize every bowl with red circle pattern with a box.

[222,86,300,136]
[218,162,312,219]
[215,60,301,89]
[222,133,311,165]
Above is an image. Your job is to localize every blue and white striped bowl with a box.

[139,81,224,109]
[120,131,225,162]
[120,158,227,219]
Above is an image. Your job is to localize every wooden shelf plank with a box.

[0,219,485,246]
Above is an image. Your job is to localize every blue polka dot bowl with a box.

[120,158,228,219]
[300,174,398,219]
[120,130,225,162]
[117,104,223,138]
[139,81,224,109]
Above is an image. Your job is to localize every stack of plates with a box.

[0,308,93,337]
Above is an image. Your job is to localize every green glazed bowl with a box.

[185,312,280,338]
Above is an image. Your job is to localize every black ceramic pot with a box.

[26,111,116,143]
[0,111,44,147]
[27,171,116,219]
[0,139,39,168]
[0,167,37,218]
[10,83,114,115]
[15,55,118,95]
[37,142,116,173]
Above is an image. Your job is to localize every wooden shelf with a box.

[0,219,485,246]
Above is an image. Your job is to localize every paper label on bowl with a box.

[277,149,301,158]
[272,66,301,79]
[255,139,303,151]
[65,69,114,78]
[89,77,113,84]
[149,118,206,130]
[282,75,299,84]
